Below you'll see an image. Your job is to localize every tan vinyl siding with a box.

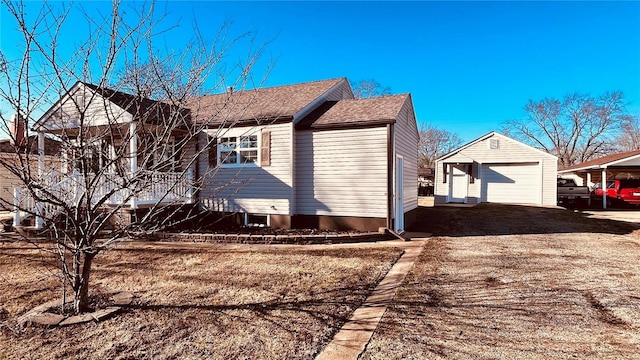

[200,123,292,215]
[394,99,419,213]
[178,137,198,175]
[435,133,557,205]
[0,154,60,211]
[295,127,388,217]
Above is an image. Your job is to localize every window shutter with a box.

[261,131,271,166]
[208,135,217,168]
[442,163,447,183]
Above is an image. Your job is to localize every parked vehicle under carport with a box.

[592,179,640,207]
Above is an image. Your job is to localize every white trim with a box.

[394,154,405,232]
[538,159,544,204]
[290,122,296,215]
[558,152,640,173]
[605,153,640,167]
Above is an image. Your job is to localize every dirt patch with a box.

[363,204,640,359]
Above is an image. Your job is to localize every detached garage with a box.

[434,132,558,206]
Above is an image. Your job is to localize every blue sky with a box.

[2,1,639,142]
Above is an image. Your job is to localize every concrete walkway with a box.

[316,237,426,360]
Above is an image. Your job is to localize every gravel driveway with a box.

[362,204,640,359]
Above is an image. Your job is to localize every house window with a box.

[245,213,269,227]
[219,135,259,166]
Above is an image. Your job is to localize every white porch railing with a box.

[13,169,194,228]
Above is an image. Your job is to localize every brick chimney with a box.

[9,113,26,147]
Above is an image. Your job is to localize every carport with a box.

[558,149,640,209]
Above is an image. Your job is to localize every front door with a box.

[395,156,404,232]
[449,164,468,203]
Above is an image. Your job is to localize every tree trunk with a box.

[73,253,95,314]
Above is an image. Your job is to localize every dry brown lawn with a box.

[0,241,402,359]
[362,204,640,359]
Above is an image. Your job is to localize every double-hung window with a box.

[219,135,259,165]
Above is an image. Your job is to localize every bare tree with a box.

[418,123,463,170]
[0,0,265,315]
[352,79,391,99]
[502,92,629,168]
[615,115,640,152]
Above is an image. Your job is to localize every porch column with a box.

[35,131,45,229]
[129,122,138,209]
[61,148,68,174]
[186,168,194,204]
[601,167,607,210]
[37,131,45,176]
[586,172,592,206]
[13,186,21,227]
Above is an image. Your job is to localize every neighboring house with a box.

[434,132,557,206]
[557,149,640,209]
[24,77,419,232]
[0,115,60,211]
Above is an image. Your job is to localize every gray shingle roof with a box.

[297,94,410,129]
[187,78,346,126]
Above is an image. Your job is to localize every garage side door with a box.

[481,163,540,204]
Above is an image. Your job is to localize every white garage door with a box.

[481,163,540,204]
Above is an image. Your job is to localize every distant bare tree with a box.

[615,115,640,152]
[418,123,463,170]
[352,79,391,99]
[0,0,265,315]
[502,92,629,168]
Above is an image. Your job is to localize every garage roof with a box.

[436,131,557,162]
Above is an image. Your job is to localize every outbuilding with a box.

[434,131,558,206]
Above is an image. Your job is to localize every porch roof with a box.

[34,81,191,132]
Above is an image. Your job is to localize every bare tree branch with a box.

[418,123,463,170]
[0,0,267,315]
[501,92,628,168]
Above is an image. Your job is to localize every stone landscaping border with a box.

[16,292,134,328]
[146,231,394,245]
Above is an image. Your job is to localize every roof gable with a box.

[437,131,558,162]
[296,94,410,130]
[35,81,187,131]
